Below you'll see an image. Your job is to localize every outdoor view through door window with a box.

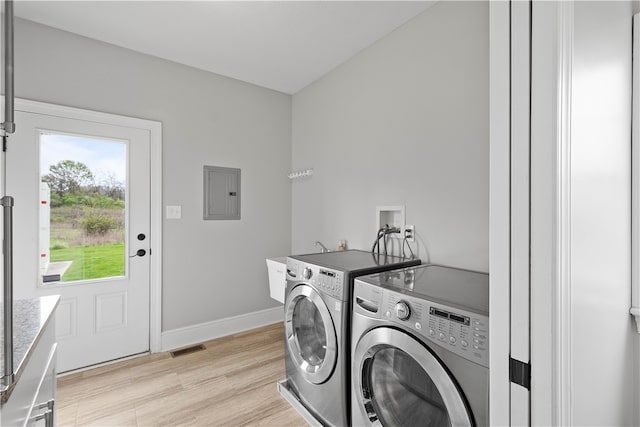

[40,132,127,284]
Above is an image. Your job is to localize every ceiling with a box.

[14,1,436,94]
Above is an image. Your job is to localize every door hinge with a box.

[509,357,531,390]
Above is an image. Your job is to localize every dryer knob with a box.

[302,267,313,280]
[395,301,411,321]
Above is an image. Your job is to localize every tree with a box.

[42,160,94,196]
[97,172,125,200]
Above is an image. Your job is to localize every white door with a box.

[5,107,151,372]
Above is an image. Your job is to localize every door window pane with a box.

[39,132,126,284]
[366,347,451,427]
[292,297,327,366]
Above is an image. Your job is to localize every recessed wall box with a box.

[376,205,405,239]
[203,165,241,220]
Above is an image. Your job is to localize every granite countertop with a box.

[0,295,60,402]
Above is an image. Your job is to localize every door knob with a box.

[130,249,146,258]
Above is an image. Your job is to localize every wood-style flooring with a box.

[56,322,307,426]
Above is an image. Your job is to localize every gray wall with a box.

[291,1,489,272]
[13,18,292,331]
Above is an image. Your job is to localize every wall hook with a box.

[288,168,313,180]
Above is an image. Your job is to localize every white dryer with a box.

[351,264,489,426]
[279,250,420,427]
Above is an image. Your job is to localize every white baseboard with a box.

[160,306,284,352]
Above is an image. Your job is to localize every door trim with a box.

[11,97,163,353]
[489,1,512,425]
[633,12,640,427]
[529,2,574,425]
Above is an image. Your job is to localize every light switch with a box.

[166,205,182,219]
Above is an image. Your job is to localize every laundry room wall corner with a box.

[291,1,489,273]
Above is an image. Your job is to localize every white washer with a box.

[279,250,421,427]
[351,264,489,426]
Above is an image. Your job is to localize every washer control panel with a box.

[286,260,345,300]
[353,279,489,368]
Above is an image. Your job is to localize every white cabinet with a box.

[26,343,57,427]
[1,299,58,427]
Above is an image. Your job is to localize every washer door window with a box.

[353,327,472,427]
[285,284,337,384]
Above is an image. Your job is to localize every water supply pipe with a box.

[2,196,13,385]
[2,0,15,387]
[2,0,15,134]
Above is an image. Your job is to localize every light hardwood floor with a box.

[56,322,307,426]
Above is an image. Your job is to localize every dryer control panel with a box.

[385,294,488,368]
[353,280,489,368]
[286,259,346,301]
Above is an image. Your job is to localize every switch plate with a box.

[166,205,182,219]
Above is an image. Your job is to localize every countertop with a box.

[0,295,59,403]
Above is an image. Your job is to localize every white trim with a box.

[530,1,555,424]
[489,1,511,425]
[510,2,532,424]
[57,351,149,377]
[149,115,163,354]
[632,12,640,427]
[529,1,573,424]
[632,13,640,334]
[160,307,283,352]
[13,98,158,130]
[509,0,531,365]
[556,3,573,426]
[10,97,164,356]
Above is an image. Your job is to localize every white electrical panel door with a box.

[203,165,241,220]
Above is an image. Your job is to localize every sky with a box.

[40,132,127,184]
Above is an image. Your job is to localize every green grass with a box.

[50,243,125,282]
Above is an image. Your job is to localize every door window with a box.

[39,132,127,284]
[292,296,326,366]
[364,346,451,426]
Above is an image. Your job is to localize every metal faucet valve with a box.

[315,241,330,253]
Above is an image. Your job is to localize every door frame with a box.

[490,1,574,425]
[9,97,163,354]
[488,1,512,424]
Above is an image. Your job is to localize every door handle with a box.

[32,400,54,427]
[130,249,146,258]
[356,297,379,313]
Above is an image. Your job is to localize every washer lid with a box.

[289,249,420,275]
[358,264,489,315]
